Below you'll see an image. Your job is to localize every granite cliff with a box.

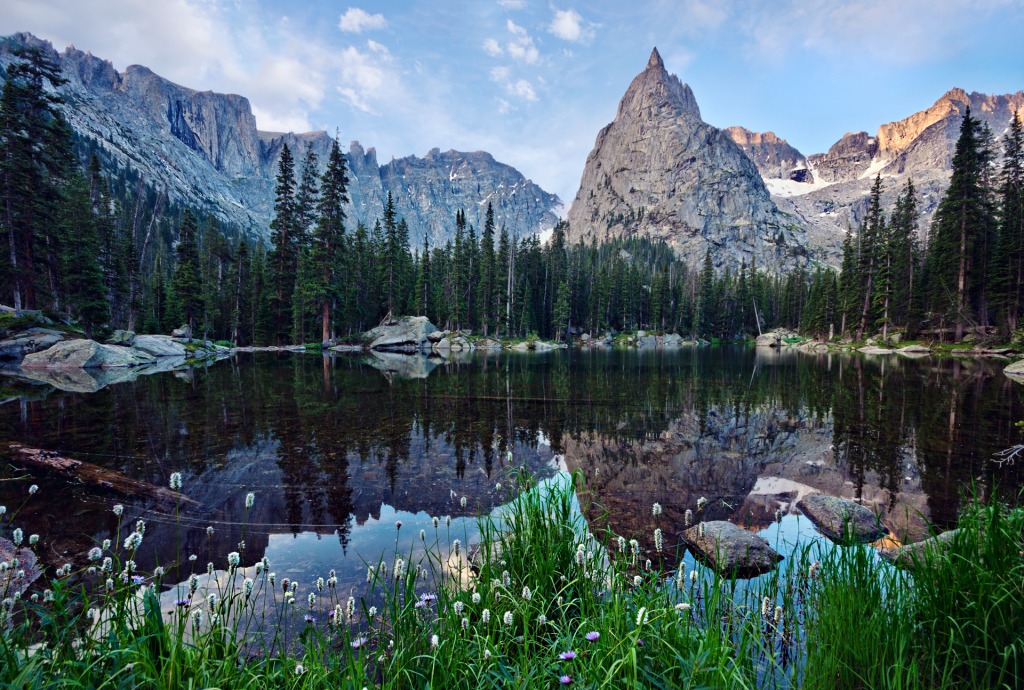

[0,32,561,245]
[739,88,1024,266]
[565,49,809,274]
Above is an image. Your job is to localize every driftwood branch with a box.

[4,443,198,507]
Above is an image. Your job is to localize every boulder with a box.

[131,335,188,357]
[879,529,962,570]
[755,332,782,348]
[796,493,886,543]
[533,340,565,350]
[475,338,503,350]
[106,329,136,346]
[580,333,591,342]
[637,335,658,349]
[0,537,42,598]
[1005,358,1024,379]
[510,341,532,351]
[661,333,683,347]
[170,324,192,339]
[897,344,931,354]
[427,330,448,344]
[682,521,782,577]
[0,328,64,362]
[21,339,154,369]
[364,316,437,352]
[637,330,647,338]
[858,346,894,355]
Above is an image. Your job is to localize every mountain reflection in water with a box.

[1,347,1021,589]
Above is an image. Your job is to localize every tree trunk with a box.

[956,213,968,341]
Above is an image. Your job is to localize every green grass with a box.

[1,473,1021,688]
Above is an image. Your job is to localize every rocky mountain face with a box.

[565,49,809,274]
[745,88,1024,265]
[0,32,561,245]
[724,127,812,182]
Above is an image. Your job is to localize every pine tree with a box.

[59,172,109,335]
[925,107,993,340]
[168,209,202,335]
[989,110,1024,333]
[267,144,300,343]
[856,174,885,339]
[0,45,73,313]
[306,139,349,343]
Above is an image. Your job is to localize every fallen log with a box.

[4,443,198,507]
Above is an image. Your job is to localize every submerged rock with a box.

[364,316,437,352]
[364,351,439,379]
[21,339,154,369]
[682,520,782,577]
[879,529,962,570]
[796,493,886,543]
[1004,358,1024,379]
[897,344,931,354]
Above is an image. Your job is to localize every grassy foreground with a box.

[0,471,1021,689]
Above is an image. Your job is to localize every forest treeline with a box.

[2,47,1023,345]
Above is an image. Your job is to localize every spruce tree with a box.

[990,110,1024,333]
[925,107,992,340]
[267,144,299,343]
[307,139,349,344]
[59,172,109,335]
[169,209,202,335]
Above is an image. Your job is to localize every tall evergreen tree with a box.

[306,139,349,343]
[990,110,1024,333]
[169,209,202,335]
[267,144,300,343]
[925,107,993,340]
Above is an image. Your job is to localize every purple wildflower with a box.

[415,601,427,608]
[559,675,572,685]
[174,598,190,608]
[585,631,600,641]
[304,614,316,624]
[351,636,368,649]
[558,651,577,660]
[131,575,145,586]
[420,593,437,602]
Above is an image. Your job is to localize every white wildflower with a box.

[245,492,255,508]
[652,502,662,516]
[503,610,513,626]
[169,472,182,491]
[481,608,491,624]
[521,586,531,601]
[654,528,663,552]
[112,504,123,517]
[636,607,648,626]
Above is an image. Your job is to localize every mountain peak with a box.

[647,47,664,71]
[616,49,700,121]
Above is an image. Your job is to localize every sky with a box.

[2,0,1023,206]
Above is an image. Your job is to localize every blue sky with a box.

[3,1,1023,205]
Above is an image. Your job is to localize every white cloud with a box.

[336,41,398,114]
[548,9,596,43]
[482,38,503,56]
[497,98,513,114]
[510,79,537,101]
[489,66,537,102]
[505,20,539,64]
[498,0,527,9]
[338,7,387,33]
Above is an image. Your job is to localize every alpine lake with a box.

[2,345,1023,608]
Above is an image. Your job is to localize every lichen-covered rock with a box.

[106,329,136,346]
[898,344,931,354]
[475,338,503,350]
[682,520,782,577]
[565,48,808,274]
[859,346,895,355]
[364,316,437,352]
[797,493,886,543]
[131,335,188,357]
[879,529,962,570]
[21,339,154,369]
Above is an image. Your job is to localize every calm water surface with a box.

[2,347,1022,596]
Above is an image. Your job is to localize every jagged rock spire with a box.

[647,47,664,71]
